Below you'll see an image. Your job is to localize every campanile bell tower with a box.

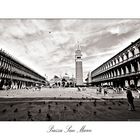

[75,43,83,86]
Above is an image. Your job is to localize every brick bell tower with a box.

[75,42,83,86]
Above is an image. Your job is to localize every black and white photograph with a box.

[0,19,140,121]
[1,1,140,140]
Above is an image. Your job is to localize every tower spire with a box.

[76,41,81,50]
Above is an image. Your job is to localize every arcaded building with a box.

[0,49,46,90]
[89,38,140,88]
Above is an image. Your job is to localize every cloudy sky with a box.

[0,19,140,80]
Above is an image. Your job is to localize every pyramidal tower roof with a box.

[76,41,81,51]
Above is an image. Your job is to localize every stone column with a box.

[113,60,115,66]
[11,80,14,89]
[134,46,139,55]
[119,56,123,62]
[137,79,140,87]
[125,66,129,74]
[108,82,110,86]
[128,50,133,58]
[137,61,140,72]
[130,63,135,72]
[116,58,118,64]
[117,69,120,76]
[106,64,108,69]
[111,71,114,77]
[107,73,109,78]
[104,74,106,79]
[114,70,116,77]
[0,56,1,66]
[23,82,26,88]
[109,72,111,78]
[123,53,127,60]
[121,68,124,75]
[111,61,113,67]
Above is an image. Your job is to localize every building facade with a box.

[49,74,76,88]
[75,44,83,86]
[89,38,140,88]
[0,49,46,90]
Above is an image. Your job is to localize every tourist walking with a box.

[104,88,107,96]
[99,86,101,94]
[77,86,81,91]
[126,88,135,111]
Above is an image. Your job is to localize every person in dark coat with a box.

[104,88,107,96]
[126,88,135,111]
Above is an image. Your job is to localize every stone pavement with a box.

[0,87,139,99]
[0,87,140,121]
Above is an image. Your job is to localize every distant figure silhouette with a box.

[99,86,101,93]
[126,89,135,111]
[77,87,81,91]
[104,88,107,96]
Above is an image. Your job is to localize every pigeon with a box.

[14,108,18,113]
[73,109,76,113]
[108,107,112,110]
[79,102,82,106]
[39,109,41,113]
[2,109,7,113]
[64,106,67,110]
[13,118,16,121]
[28,111,30,115]
[46,114,51,121]
[28,111,32,117]
[48,105,51,109]
[93,100,96,107]
[112,102,115,105]
[104,102,107,105]
[119,101,124,104]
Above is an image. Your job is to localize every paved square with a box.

[0,88,140,121]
